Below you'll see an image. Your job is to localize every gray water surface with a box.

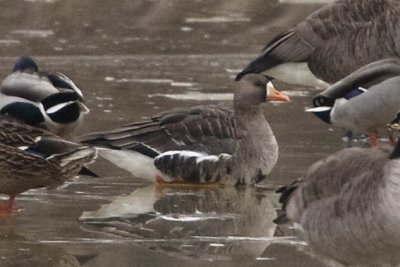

[0,1,346,266]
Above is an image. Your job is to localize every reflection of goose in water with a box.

[80,185,278,262]
[0,228,80,267]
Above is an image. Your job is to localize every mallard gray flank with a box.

[308,58,400,145]
[0,56,89,137]
[276,114,400,266]
[0,115,97,214]
[80,74,289,185]
[236,0,400,87]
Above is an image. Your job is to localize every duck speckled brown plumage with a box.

[0,115,97,214]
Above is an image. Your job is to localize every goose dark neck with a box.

[318,58,400,99]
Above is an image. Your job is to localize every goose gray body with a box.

[279,145,400,266]
[81,74,289,185]
[236,0,400,85]
[0,57,89,136]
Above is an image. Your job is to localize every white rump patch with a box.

[99,149,157,181]
[265,62,329,89]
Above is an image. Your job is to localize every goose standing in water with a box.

[0,115,97,215]
[307,58,400,146]
[0,56,89,137]
[276,113,400,266]
[236,0,400,87]
[80,74,289,185]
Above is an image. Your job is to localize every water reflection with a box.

[80,185,279,263]
[0,225,80,267]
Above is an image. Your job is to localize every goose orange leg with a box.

[369,131,379,146]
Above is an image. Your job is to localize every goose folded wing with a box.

[287,148,388,212]
[80,106,243,155]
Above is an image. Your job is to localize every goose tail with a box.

[236,30,312,81]
[273,179,301,224]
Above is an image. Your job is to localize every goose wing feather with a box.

[237,0,398,81]
[280,147,389,222]
[81,106,244,155]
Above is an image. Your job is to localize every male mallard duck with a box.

[236,0,400,87]
[80,74,289,185]
[275,113,400,266]
[0,115,97,214]
[0,56,89,137]
[307,58,400,145]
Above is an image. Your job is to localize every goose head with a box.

[234,74,289,111]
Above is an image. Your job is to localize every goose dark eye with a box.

[255,80,266,87]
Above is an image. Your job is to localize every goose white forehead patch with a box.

[266,81,275,95]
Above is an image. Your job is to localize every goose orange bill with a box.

[266,82,290,102]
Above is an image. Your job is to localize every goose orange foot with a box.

[369,131,379,146]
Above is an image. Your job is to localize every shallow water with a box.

[0,0,351,266]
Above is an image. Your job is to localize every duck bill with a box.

[266,85,290,102]
[389,112,400,131]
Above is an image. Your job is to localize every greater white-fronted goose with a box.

[236,0,400,87]
[0,56,89,137]
[275,114,400,266]
[80,74,289,185]
[0,115,97,215]
[307,58,400,145]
